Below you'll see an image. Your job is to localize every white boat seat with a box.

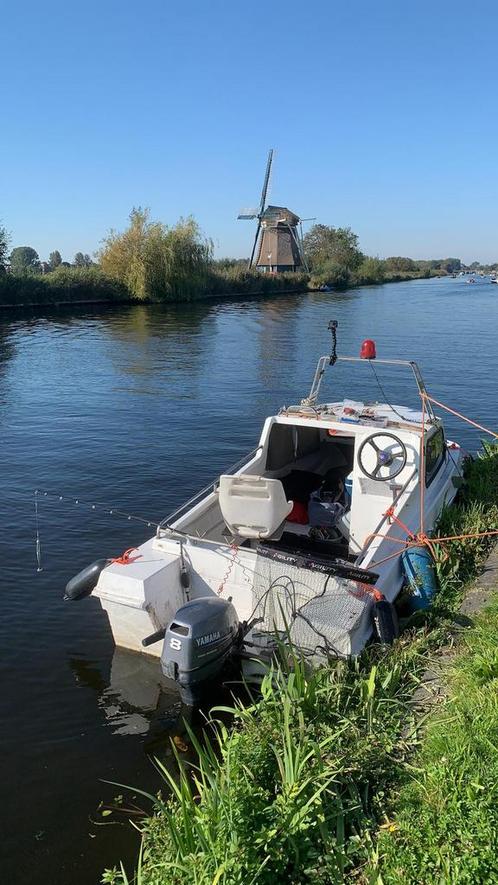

[219,475,293,539]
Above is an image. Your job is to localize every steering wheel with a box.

[357,432,407,482]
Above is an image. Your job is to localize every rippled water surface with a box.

[1,276,496,883]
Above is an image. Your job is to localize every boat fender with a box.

[401,546,438,612]
[372,595,399,645]
[64,558,111,601]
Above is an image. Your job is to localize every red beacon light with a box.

[360,339,376,360]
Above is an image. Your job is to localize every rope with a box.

[424,394,498,439]
[111,547,141,565]
[34,490,43,572]
[217,541,241,595]
[34,489,158,528]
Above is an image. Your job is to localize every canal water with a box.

[1,276,496,884]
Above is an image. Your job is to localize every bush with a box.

[99,209,213,301]
[0,266,128,306]
[310,260,352,290]
[207,267,310,296]
[352,257,385,286]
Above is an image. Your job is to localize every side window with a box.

[425,428,446,485]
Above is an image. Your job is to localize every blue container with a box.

[401,546,438,611]
[344,473,353,507]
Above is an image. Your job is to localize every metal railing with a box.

[302,355,437,423]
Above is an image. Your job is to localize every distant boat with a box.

[491,276,498,284]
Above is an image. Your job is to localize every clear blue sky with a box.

[2,0,498,263]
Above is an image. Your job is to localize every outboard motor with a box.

[161,597,241,706]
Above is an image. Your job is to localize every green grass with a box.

[375,595,498,885]
[0,266,128,305]
[102,443,498,885]
[103,642,429,885]
[431,442,498,616]
[0,265,310,309]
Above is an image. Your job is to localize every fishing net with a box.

[251,547,372,657]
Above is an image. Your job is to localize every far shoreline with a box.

[0,273,441,315]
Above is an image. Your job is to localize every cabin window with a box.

[425,428,446,486]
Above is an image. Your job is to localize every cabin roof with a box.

[278,400,437,437]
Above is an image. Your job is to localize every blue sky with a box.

[2,0,498,263]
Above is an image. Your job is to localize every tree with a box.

[49,250,62,270]
[74,252,93,267]
[439,258,461,274]
[99,208,213,300]
[303,224,363,272]
[0,222,10,270]
[356,256,385,283]
[10,246,40,273]
[384,256,417,273]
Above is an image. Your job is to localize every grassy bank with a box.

[102,444,498,885]
[0,266,310,308]
[0,267,129,306]
[0,265,445,311]
[376,589,498,884]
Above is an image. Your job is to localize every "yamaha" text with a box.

[195,631,221,647]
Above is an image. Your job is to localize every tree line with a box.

[302,224,465,287]
[0,239,95,274]
[0,211,490,306]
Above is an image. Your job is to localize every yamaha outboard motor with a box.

[161,597,241,706]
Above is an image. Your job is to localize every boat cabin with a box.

[159,400,441,562]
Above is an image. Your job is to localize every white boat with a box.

[67,325,464,698]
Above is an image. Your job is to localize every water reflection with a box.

[70,648,181,738]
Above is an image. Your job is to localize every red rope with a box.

[111,547,141,565]
[424,394,498,439]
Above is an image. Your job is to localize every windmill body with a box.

[238,151,308,273]
[255,205,303,272]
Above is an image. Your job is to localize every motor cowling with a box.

[161,597,240,706]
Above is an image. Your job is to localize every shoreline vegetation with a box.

[103,444,498,885]
[0,210,482,311]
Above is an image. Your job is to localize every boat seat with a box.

[218,475,293,540]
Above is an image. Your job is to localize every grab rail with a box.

[156,446,263,537]
[355,467,418,565]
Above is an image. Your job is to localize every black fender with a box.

[64,559,111,601]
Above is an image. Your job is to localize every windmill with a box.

[238,150,311,273]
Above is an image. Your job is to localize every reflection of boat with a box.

[70,648,179,735]
[67,324,464,700]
